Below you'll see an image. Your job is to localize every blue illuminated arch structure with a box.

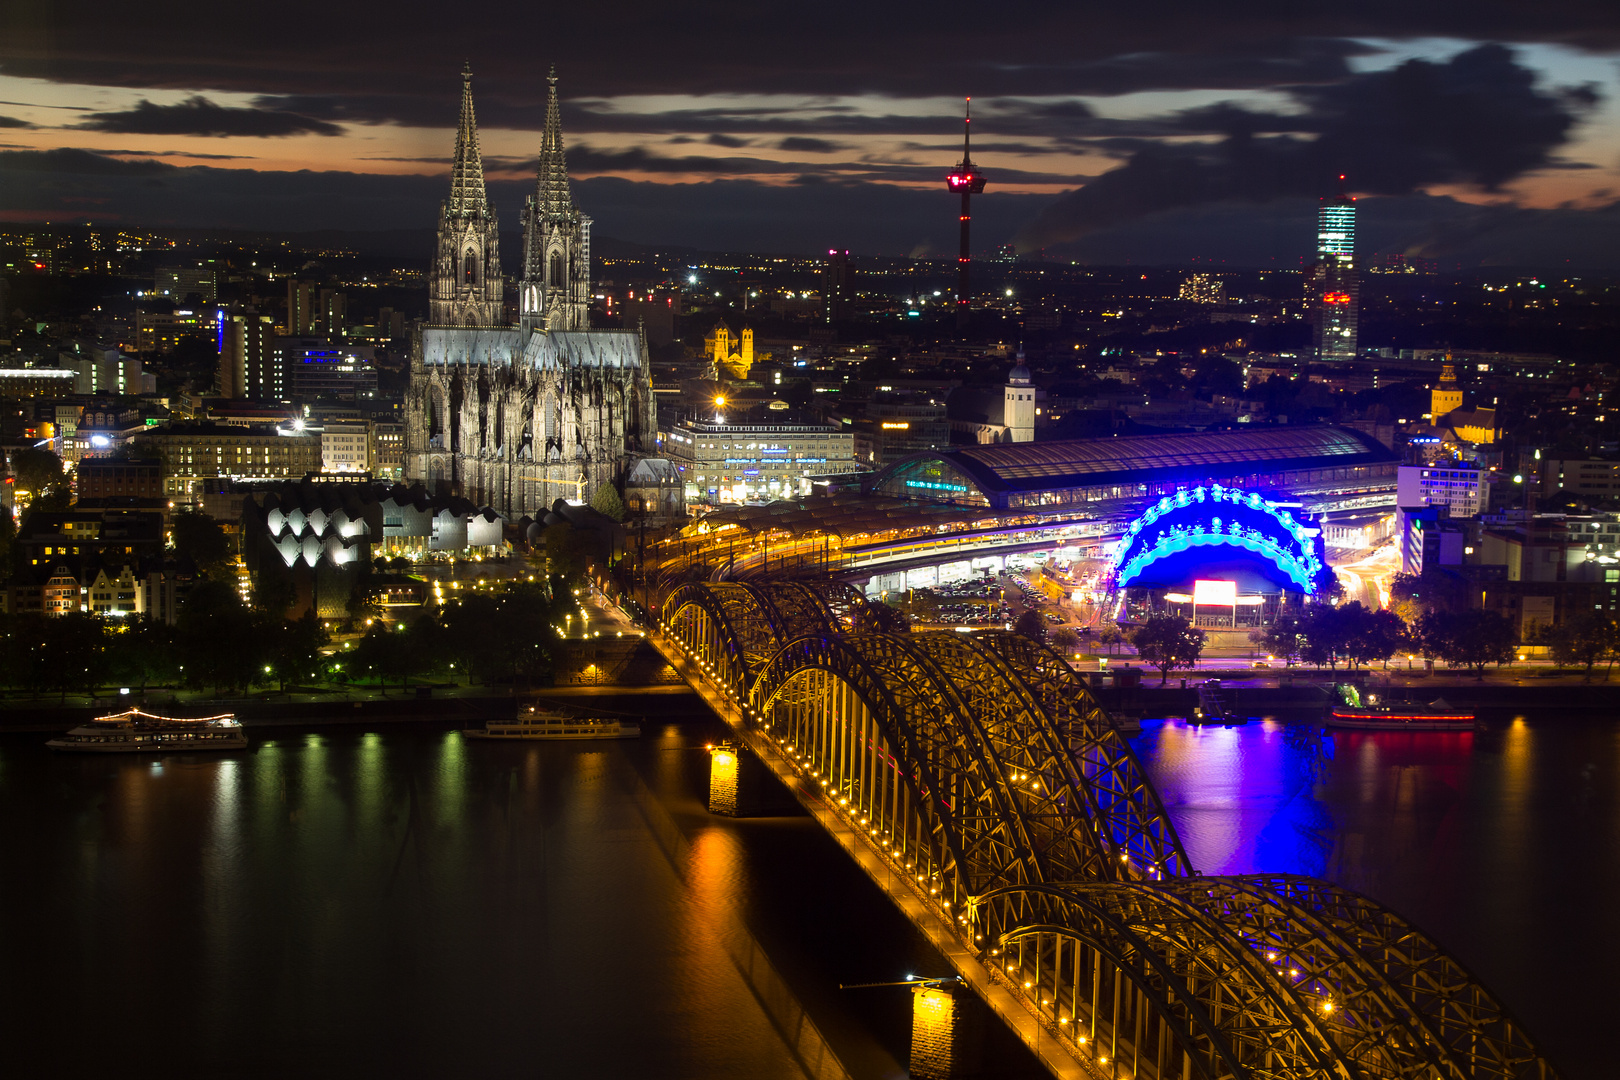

[1111,484,1326,595]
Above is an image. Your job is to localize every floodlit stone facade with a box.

[406,68,654,518]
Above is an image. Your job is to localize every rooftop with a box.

[913,425,1397,496]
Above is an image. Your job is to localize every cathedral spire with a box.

[520,64,592,334]
[448,63,490,217]
[536,65,574,213]
[430,65,502,327]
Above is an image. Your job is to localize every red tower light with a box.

[946,98,987,333]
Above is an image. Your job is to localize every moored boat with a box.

[464,707,640,741]
[46,709,247,752]
[1325,684,1475,731]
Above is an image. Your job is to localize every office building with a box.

[147,423,320,499]
[321,420,372,473]
[286,279,317,334]
[154,263,217,303]
[1397,464,1488,519]
[1311,187,1359,361]
[824,249,853,322]
[372,421,404,479]
[77,458,164,501]
[222,313,280,400]
[0,366,77,399]
[277,340,378,402]
[1540,458,1620,496]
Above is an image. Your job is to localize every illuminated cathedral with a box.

[405,66,656,516]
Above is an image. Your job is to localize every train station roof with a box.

[874,425,1397,506]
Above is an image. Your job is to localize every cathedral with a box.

[404,66,656,517]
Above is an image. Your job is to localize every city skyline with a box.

[6,6,1620,263]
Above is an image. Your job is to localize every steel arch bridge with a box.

[657,583,1557,1080]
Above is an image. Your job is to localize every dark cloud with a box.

[104,148,252,160]
[77,96,343,137]
[9,3,1620,105]
[10,146,1620,267]
[705,133,750,148]
[778,137,844,153]
[1016,45,1600,250]
[0,146,1050,254]
[0,115,35,129]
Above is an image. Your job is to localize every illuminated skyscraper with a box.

[1312,181,1358,361]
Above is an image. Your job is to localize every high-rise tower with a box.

[429,65,504,327]
[1312,178,1358,361]
[945,99,986,333]
[519,66,593,333]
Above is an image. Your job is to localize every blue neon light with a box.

[1112,483,1323,594]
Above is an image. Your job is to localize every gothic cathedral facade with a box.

[405,67,656,519]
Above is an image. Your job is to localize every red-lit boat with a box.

[1325,685,1475,731]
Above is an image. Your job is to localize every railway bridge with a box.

[648,579,1557,1080]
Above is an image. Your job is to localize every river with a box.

[0,706,1609,1078]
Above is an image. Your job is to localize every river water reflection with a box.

[1,710,1610,1078]
[1131,711,1615,1079]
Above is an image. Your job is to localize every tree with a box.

[1546,612,1618,681]
[1416,609,1516,679]
[171,509,232,575]
[177,580,264,694]
[1389,569,1469,620]
[9,447,70,511]
[1251,611,1306,665]
[249,563,298,617]
[1095,623,1126,656]
[1356,608,1410,669]
[1297,603,1348,669]
[108,617,179,694]
[1013,609,1047,643]
[354,621,415,690]
[265,610,329,691]
[1129,614,1206,684]
[1050,627,1081,655]
[39,612,110,701]
[589,481,627,523]
[544,522,598,585]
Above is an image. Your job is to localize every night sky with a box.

[5,2,1620,263]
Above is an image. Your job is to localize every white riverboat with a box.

[463,707,640,741]
[46,709,248,752]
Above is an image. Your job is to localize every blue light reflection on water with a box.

[1128,713,1618,1080]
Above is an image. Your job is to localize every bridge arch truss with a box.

[656,583,1558,1080]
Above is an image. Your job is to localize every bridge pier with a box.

[707,741,742,815]
[910,982,983,1079]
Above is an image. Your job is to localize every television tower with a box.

[946,98,986,333]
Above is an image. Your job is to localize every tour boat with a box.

[1325,685,1476,731]
[46,709,247,752]
[463,707,640,741]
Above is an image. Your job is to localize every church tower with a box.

[1432,354,1463,420]
[430,65,504,327]
[520,67,593,333]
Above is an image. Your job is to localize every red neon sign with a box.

[1323,292,1351,304]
